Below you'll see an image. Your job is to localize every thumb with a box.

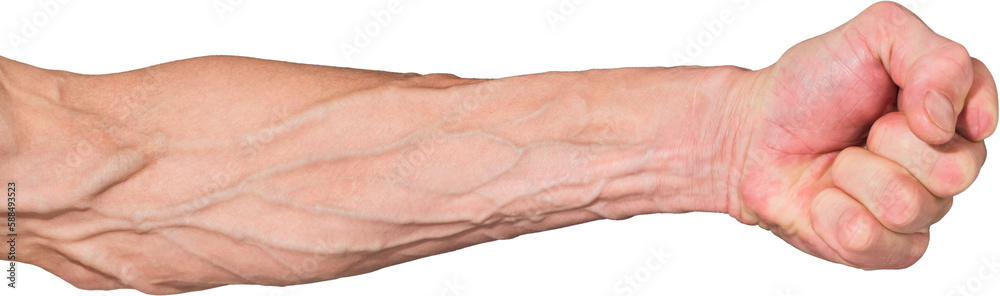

[852,2,974,144]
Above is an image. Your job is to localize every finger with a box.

[831,147,951,233]
[868,112,987,197]
[854,2,975,144]
[811,187,928,269]
[956,58,999,141]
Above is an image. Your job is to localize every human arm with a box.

[1,2,997,294]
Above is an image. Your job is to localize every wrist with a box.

[564,66,762,217]
[642,65,763,216]
[702,66,767,221]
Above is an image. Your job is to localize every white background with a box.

[2,0,998,295]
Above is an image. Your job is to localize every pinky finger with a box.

[810,187,929,269]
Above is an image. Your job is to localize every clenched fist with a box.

[730,2,996,269]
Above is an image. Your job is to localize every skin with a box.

[0,2,996,294]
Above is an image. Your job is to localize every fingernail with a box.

[925,90,955,134]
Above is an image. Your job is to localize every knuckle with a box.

[893,249,923,269]
[831,148,851,170]
[942,42,972,62]
[867,1,910,17]
[866,119,889,152]
[834,147,866,172]
[929,148,979,196]
[840,211,878,252]
[865,1,917,26]
[933,43,974,79]
[876,178,923,230]
[896,234,930,268]
[866,112,907,154]
[973,141,988,168]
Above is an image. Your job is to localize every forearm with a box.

[9,56,752,291]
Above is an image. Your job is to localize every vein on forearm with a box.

[127,72,656,251]
[28,61,739,286]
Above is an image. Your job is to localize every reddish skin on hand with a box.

[731,2,996,269]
